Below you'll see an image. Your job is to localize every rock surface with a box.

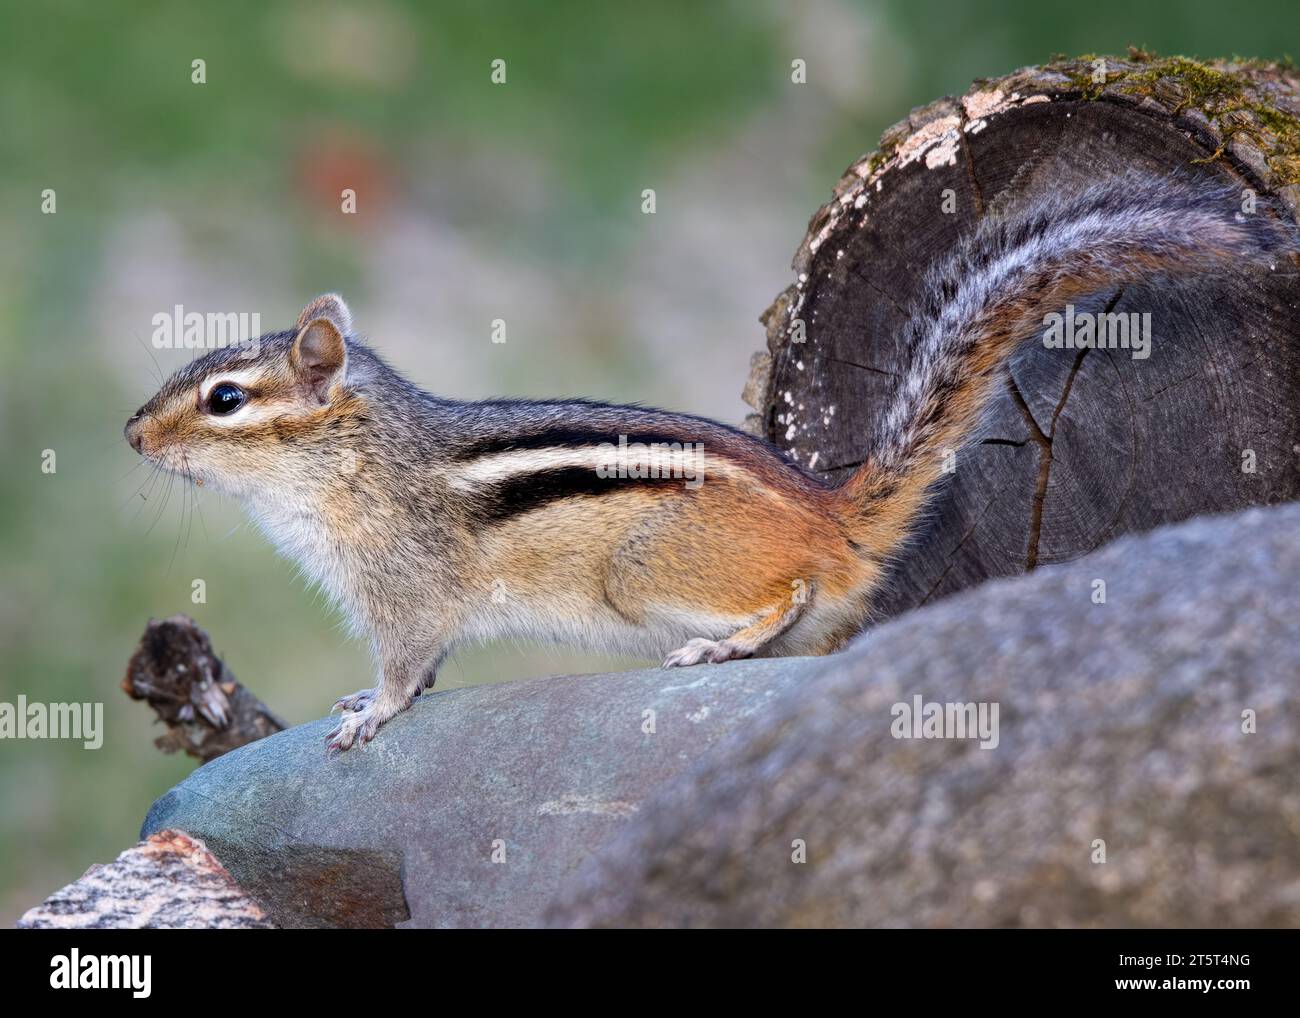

[138,502,1300,929]
[548,502,1300,927]
[18,830,274,928]
[141,659,809,927]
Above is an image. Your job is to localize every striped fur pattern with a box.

[841,171,1295,552]
[124,173,1293,751]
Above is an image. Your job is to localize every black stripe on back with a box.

[472,466,687,526]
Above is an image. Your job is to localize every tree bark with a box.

[745,54,1300,624]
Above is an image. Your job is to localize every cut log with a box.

[745,54,1300,624]
[17,830,274,929]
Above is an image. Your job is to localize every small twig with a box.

[121,614,286,763]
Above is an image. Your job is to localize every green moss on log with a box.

[1054,52,1300,184]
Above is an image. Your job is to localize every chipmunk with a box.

[125,172,1292,752]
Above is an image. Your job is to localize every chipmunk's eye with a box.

[207,383,246,415]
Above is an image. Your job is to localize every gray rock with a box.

[547,503,1300,927]
[141,659,810,927]
[18,831,274,929]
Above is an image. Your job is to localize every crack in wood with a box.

[1033,346,1091,569]
[1140,366,1232,402]
[847,263,914,322]
[958,108,986,218]
[1012,286,1124,571]
[980,437,1029,447]
[918,489,1001,607]
[827,356,898,378]
[1004,371,1054,571]
[1142,373,1198,401]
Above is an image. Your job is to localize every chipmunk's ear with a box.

[291,312,348,403]
[295,293,352,336]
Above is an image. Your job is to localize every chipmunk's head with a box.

[125,295,366,500]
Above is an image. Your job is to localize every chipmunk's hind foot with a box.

[661,594,807,669]
[662,637,752,668]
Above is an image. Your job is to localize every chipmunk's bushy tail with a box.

[839,170,1295,554]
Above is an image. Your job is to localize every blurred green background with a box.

[2,0,1296,924]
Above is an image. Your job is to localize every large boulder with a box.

[141,502,1300,928]
[548,502,1300,927]
[140,658,811,927]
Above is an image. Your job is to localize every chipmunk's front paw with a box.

[325,705,382,755]
[331,687,375,713]
[325,688,416,755]
[662,638,749,668]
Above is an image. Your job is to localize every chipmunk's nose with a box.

[124,411,145,453]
